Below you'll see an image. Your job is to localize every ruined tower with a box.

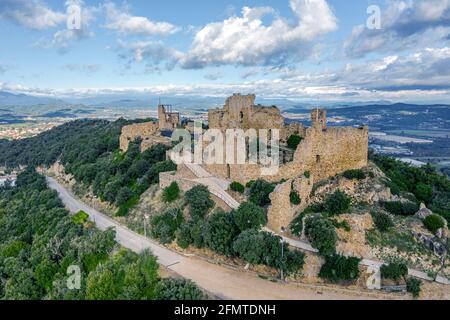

[158,104,180,131]
[311,108,327,130]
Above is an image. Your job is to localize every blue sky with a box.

[0,0,450,103]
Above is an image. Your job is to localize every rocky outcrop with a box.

[411,230,447,258]
[415,203,433,220]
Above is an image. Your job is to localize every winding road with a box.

[47,176,404,300]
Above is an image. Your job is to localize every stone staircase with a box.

[185,163,240,210]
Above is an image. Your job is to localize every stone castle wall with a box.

[119,121,159,151]
[208,93,285,131]
[204,123,368,184]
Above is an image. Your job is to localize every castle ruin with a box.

[119,104,180,152]
[203,94,368,184]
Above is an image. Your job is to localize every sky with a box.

[0,0,450,103]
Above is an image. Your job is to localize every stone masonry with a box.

[119,103,180,152]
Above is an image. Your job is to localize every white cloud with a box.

[344,0,450,57]
[116,40,184,72]
[180,0,337,68]
[104,2,179,36]
[0,0,66,30]
[63,63,100,73]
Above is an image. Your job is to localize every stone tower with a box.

[311,108,327,130]
[158,104,180,131]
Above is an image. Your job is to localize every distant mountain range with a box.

[1,90,449,113]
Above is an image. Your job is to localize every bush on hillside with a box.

[318,254,361,283]
[406,278,422,298]
[249,180,275,207]
[203,209,239,257]
[423,214,445,233]
[150,208,184,244]
[343,169,366,180]
[371,211,394,232]
[233,202,266,232]
[162,182,180,203]
[380,262,408,281]
[184,185,214,220]
[381,201,419,216]
[229,182,245,194]
[305,216,337,256]
[289,191,301,205]
[323,190,351,216]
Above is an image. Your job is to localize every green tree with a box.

[162,182,181,203]
[415,183,433,204]
[323,190,351,216]
[229,182,245,193]
[305,216,337,256]
[319,254,361,282]
[371,211,394,232]
[150,208,184,244]
[287,135,303,150]
[423,214,445,233]
[156,278,207,300]
[185,185,214,220]
[380,262,408,281]
[249,180,275,207]
[204,209,239,257]
[233,202,266,232]
[116,186,133,206]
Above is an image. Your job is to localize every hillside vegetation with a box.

[0,119,176,216]
[0,169,205,300]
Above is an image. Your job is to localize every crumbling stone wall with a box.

[267,176,313,232]
[120,104,180,152]
[119,121,159,151]
[208,93,285,130]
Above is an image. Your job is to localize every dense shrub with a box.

[229,182,245,194]
[185,185,214,220]
[162,182,180,203]
[232,229,305,274]
[249,180,275,207]
[72,210,89,225]
[287,135,303,150]
[289,191,301,205]
[415,183,433,204]
[285,250,306,275]
[318,254,361,282]
[245,180,255,188]
[323,190,351,216]
[304,171,311,179]
[116,186,133,206]
[381,201,419,216]
[233,202,267,232]
[423,214,445,233]
[150,208,184,244]
[176,221,194,249]
[233,229,267,265]
[371,211,394,232]
[380,262,408,281]
[343,169,366,180]
[203,209,239,257]
[156,278,208,300]
[305,216,337,256]
[406,278,422,298]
